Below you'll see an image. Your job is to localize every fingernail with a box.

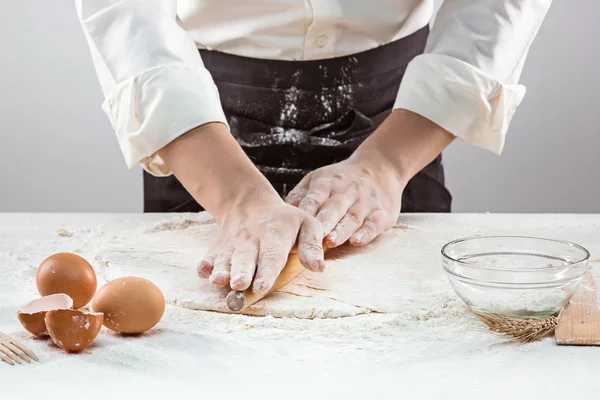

[350,231,364,245]
[253,278,273,295]
[197,262,212,278]
[310,259,327,273]
[231,273,247,288]
[209,272,229,285]
[327,231,337,244]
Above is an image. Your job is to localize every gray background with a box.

[0,1,598,213]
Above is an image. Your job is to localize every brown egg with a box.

[36,252,97,308]
[45,309,103,352]
[92,277,165,334]
[17,294,73,336]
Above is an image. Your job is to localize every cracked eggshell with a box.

[92,276,165,334]
[17,294,74,336]
[36,252,97,309]
[45,309,103,352]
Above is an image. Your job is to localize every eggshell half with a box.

[45,309,103,352]
[36,252,97,308]
[92,276,165,334]
[17,294,74,336]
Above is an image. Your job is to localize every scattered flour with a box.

[274,60,359,131]
[144,213,213,233]
[2,213,600,398]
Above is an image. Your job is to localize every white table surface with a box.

[1,213,599,399]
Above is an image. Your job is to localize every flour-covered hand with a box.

[286,109,455,248]
[286,156,404,248]
[157,123,327,294]
[197,199,326,294]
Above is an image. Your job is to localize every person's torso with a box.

[177,0,434,60]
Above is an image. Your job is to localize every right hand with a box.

[157,123,326,295]
[197,197,326,295]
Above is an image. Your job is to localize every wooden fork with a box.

[0,332,38,365]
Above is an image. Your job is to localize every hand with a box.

[286,157,403,248]
[197,197,326,294]
[286,109,454,248]
[158,123,326,294]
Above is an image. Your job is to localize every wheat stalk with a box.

[473,310,560,343]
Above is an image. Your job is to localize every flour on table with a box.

[88,213,600,320]
[93,214,454,319]
[3,213,600,399]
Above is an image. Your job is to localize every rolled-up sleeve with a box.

[75,0,228,175]
[394,0,552,153]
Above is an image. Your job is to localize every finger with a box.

[209,248,234,287]
[350,209,392,246]
[297,184,331,217]
[197,243,218,279]
[297,217,326,272]
[230,243,259,291]
[326,202,369,248]
[0,344,21,364]
[285,175,312,206]
[316,194,355,235]
[3,342,30,363]
[0,350,14,365]
[285,188,307,207]
[10,341,37,362]
[253,236,289,295]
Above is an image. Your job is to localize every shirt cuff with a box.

[394,54,526,154]
[101,63,228,176]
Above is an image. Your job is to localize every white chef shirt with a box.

[75,0,552,176]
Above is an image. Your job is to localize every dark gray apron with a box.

[144,27,451,213]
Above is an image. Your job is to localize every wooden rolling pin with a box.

[226,248,328,312]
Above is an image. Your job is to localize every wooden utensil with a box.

[226,246,330,312]
[555,271,600,345]
[0,332,38,366]
[226,253,307,312]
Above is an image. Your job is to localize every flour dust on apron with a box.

[143,27,451,213]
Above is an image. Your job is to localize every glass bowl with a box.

[441,236,590,318]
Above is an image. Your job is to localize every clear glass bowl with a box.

[441,236,590,318]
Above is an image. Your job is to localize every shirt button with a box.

[316,35,328,47]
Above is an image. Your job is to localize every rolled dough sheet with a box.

[94,215,445,319]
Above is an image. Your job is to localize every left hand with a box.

[285,156,404,248]
[285,109,455,248]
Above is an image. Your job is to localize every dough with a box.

[92,212,600,319]
[94,214,447,319]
